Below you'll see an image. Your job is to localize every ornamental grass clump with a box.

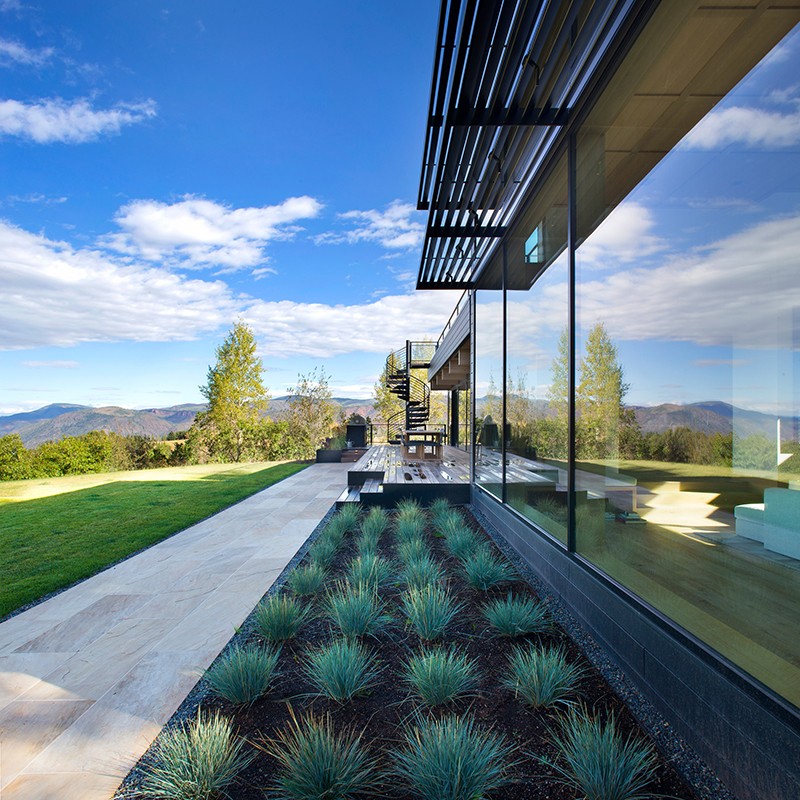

[429,497,451,521]
[288,562,328,597]
[443,526,482,561]
[361,506,389,539]
[541,707,659,800]
[347,553,395,589]
[324,580,391,638]
[483,594,551,637]
[503,644,584,709]
[309,531,342,569]
[403,647,480,707]
[334,503,362,535]
[402,555,446,591]
[461,547,514,590]
[304,638,380,702]
[205,644,281,706]
[261,710,381,800]
[396,498,425,519]
[435,509,464,537]
[401,584,462,641]
[393,715,514,800]
[397,537,430,565]
[395,514,427,544]
[254,595,311,642]
[355,530,380,557]
[140,709,254,800]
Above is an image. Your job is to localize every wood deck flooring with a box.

[338,444,471,506]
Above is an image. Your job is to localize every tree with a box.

[578,323,630,459]
[197,321,269,462]
[287,366,337,458]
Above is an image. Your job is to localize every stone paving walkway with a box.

[0,462,348,800]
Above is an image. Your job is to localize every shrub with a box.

[483,594,550,637]
[140,710,253,800]
[304,638,379,702]
[403,647,480,706]
[254,595,311,642]
[205,644,281,706]
[287,562,328,596]
[443,526,482,560]
[392,715,514,800]
[325,581,391,638]
[461,548,514,590]
[541,708,659,800]
[401,584,462,641]
[503,644,584,709]
[261,710,381,800]
[402,555,445,591]
[347,554,395,589]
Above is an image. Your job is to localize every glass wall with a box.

[467,4,800,709]
[504,158,570,543]
[573,14,800,706]
[474,287,503,498]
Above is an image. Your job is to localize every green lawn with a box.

[0,460,308,619]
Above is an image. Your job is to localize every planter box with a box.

[316,449,342,463]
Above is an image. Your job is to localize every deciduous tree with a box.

[287,366,337,458]
[197,321,269,462]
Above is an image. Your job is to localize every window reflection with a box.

[574,19,800,707]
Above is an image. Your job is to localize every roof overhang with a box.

[416,0,640,289]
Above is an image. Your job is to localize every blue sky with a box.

[0,0,460,414]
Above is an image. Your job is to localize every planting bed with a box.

[134,501,698,800]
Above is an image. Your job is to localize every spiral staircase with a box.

[385,341,436,444]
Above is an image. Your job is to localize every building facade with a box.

[418,2,800,798]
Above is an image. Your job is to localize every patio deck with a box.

[338,444,471,506]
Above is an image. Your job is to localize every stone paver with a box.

[0,462,347,799]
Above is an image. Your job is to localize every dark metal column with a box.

[450,389,459,446]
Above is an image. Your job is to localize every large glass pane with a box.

[505,158,570,542]
[575,11,800,708]
[474,288,503,498]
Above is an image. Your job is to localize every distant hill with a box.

[1,397,378,447]
[472,396,799,442]
[633,401,800,441]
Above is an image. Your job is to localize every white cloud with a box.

[0,97,156,143]
[105,195,322,270]
[578,213,800,349]
[315,200,425,250]
[0,38,53,66]
[0,220,241,349]
[5,192,68,205]
[576,202,664,268]
[682,105,800,150]
[252,266,277,280]
[22,360,79,368]
[244,290,461,358]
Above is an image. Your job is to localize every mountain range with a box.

[1,398,378,447]
[2,399,796,448]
